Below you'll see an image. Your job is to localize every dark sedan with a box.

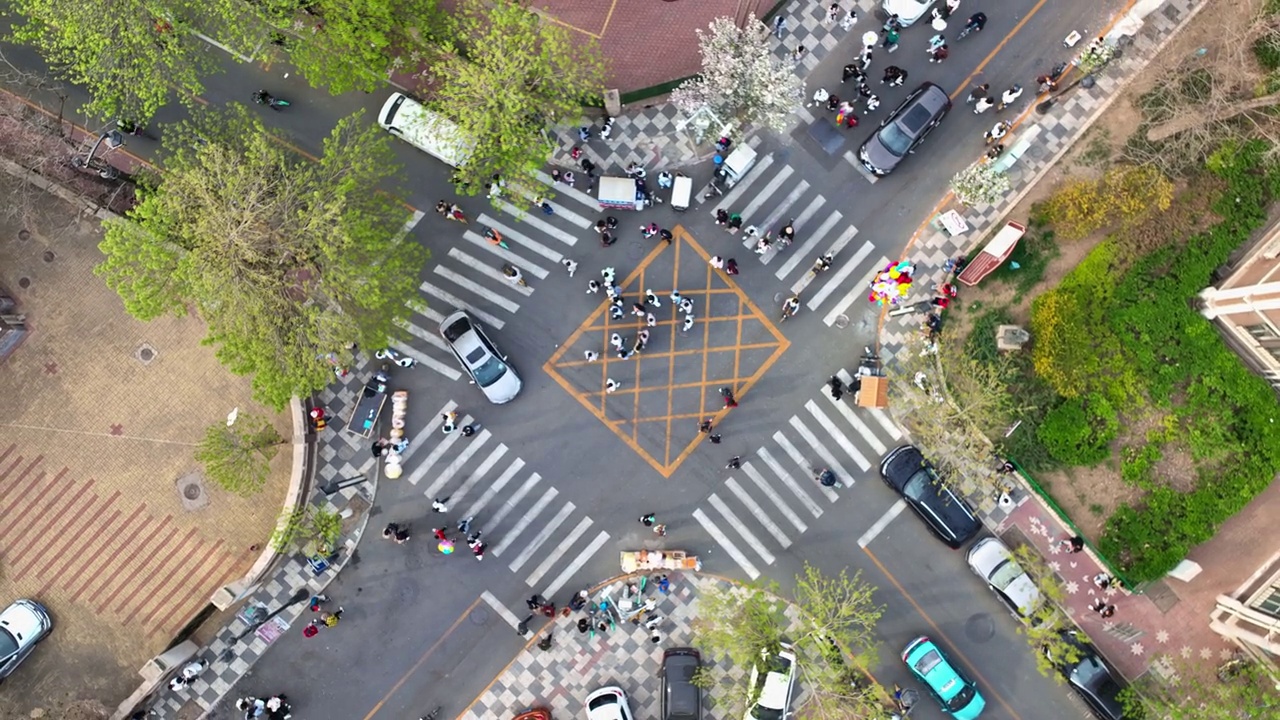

[1044,631,1127,720]
[879,445,981,548]
[858,82,951,176]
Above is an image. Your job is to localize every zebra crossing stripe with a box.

[525,516,593,588]
[502,192,592,230]
[790,414,857,486]
[433,266,522,313]
[542,530,610,599]
[423,429,491,499]
[392,401,453,454]
[496,201,582,244]
[712,154,776,215]
[823,253,889,326]
[708,494,775,566]
[762,195,826,266]
[510,501,575,572]
[534,171,600,213]
[725,477,792,548]
[389,340,462,381]
[492,487,558,558]
[460,458,525,521]
[395,318,451,353]
[745,179,810,249]
[480,590,524,630]
[487,473,542,531]
[808,240,876,312]
[859,499,909,547]
[834,369,903,441]
[441,443,508,507]
[419,281,506,330]
[820,382,888,457]
[394,210,427,243]
[693,506,760,580]
[446,248,534,297]
[741,463,807,533]
[739,165,795,223]
[778,212,845,281]
[474,216,564,264]
[411,302,446,324]
[764,437,834,509]
[404,414,472,485]
[460,229,551,279]
[803,401,870,472]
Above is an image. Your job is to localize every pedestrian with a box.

[928,33,945,52]
[966,83,990,104]
[659,228,673,244]
[773,15,787,39]
[617,347,633,360]
[1093,573,1113,590]
[461,424,477,437]
[584,350,598,362]
[974,96,994,113]
[457,516,473,534]
[881,27,900,49]
[383,522,410,543]
[636,329,650,350]
[929,44,949,63]
[857,82,873,99]
[472,541,486,560]
[681,314,695,332]
[646,313,657,327]
[646,289,661,307]
[641,222,659,238]
[715,208,729,226]
[537,633,554,651]
[581,157,597,176]
[432,496,449,513]
[606,378,620,393]
[865,94,880,112]
[561,258,578,277]
[841,9,857,31]
[842,64,862,83]
[632,302,646,317]
[302,622,320,638]
[882,66,901,84]
[610,332,623,349]
[467,530,482,546]
[710,255,725,269]
[372,438,392,458]
[825,3,840,25]
[433,527,449,541]
[1060,535,1085,553]
[708,434,722,444]
[670,289,681,304]
[985,143,1005,161]
[609,304,623,320]
[517,614,533,637]
[727,213,743,233]
[439,538,455,554]
[600,230,615,247]
[679,297,694,315]
[941,0,960,19]
[639,513,656,527]
[652,523,667,536]
[829,375,844,401]
[309,594,329,612]
[320,607,344,627]
[726,455,741,469]
[725,258,739,275]
[721,386,737,407]
[587,279,600,294]
[698,419,713,434]
[1091,598,1115,618]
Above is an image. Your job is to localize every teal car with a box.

[902,636,986,720]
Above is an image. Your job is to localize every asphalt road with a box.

[0,1,1132,718]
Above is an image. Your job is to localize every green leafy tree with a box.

[1124,656,1280,719]
[428,0,609,192]
[1005,544,1090,679]
[269,505,342,555]
[95,105,427,409]
[195,415,283,496]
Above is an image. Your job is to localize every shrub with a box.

[1038,166,1174,241]
[1119,444,1161,488]
[1037,395,1118,466]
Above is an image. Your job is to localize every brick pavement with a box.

[0,174,289,715]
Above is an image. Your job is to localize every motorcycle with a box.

[484,227,509,249]
[251,90,290,110]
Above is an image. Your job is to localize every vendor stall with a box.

[620,550,701,573]
[597,176,643,211]
[345,369,389,438]
[383,390,409,478]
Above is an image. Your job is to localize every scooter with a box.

[483,227,509,249]
[251,90,290,110]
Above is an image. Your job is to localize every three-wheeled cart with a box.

[345,371,388,437]
[717,145,759,188]
[957,221,1027,286]
[598,176,643,211]
[854,347,889,409]
[671,173,692,211]
[620,549,701,573]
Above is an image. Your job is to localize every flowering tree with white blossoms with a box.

[671,15,803,132]
[951,162,1011,206]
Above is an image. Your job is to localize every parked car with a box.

[745,643,796,720]
[439,310,522,404]
[585,686,634,720]
[0,599,52,682]
[881,0,938,27]
[879,445,981,548]
[902,636,986,720]
[661,647,702,720]
[513,710,552,720]
[858,82,951,176]
[967,537,1045,619]
[1043,631,1127,720]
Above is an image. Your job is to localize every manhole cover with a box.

[17,229,30,241]
[18,277,30,289]
[176,471,209,511]
[183,484,202,500]
[833,315,850,328]
[135,343,157,365]
[965,613,996,643]
[42,250,55,263]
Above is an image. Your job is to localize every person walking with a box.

[646,313,657,327]
[773,15,787,39]
[681,314,695,333]
[698,419,713,434]
[584,350,598,362]
[929,44,949,63]
[928,34,946,52]
[726,455,741,469]
[708,433,722,444]
[645,289,661,307]
[881,27,900,50]
[606,378,620,394]
[652,523,667,536]
[842,64,864,83]
[383,522,410,543]
[974,96,995,113]
[720,387,738,407]
[725,258,739,275]
[472,541,487,560]
[318,607,344,628]
[829,376,845,400]
[610,332,623,350]
[679,297,694,315]
[309,594,329,612]
[457,516,473,534]
[882,66,903,84]
[709,255,725,270]
[432,496,449,512]
[1059,535,1085,553]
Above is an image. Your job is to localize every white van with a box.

[377,93,474,168]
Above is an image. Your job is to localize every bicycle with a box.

[251,90,290,110]
[419,707,441,720]
[779,296,800,323]
[956,23,976,40]
[483,227,508,249]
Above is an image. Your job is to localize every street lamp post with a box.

[71,130,124,179]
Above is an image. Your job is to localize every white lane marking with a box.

[441,443,507,506]
[758,446,825,517]
[491,487,558,557]
[693,506,760,579]
[480,590,523,629]
[820,383,888,457]
[389,402,453,461]
[404,414,472,485]
[502,193,592,230]
[762,195,826,266]
[708,494,776,566]
[778,211,844,281]
[823,252,889,325]
[805,400,870,472]
[393,210,428,243]
[525,516,593,588]
[509,501,575,572]
[741,463,807,533]
[419,281,506,330]
[423,430,491,499]
[411,302,446,325]
[745,180,810,249]
[496,201,582,244]
[487,473,541,530]
[474,215,564,264]
[542,530,610,599]
[396,318,451,353]
[808,240,876,311]
[446,248,534,297]
[739,165,795,223]
[858,499,909,547]
[460,229,551,279]
[434,265,522,311]
[769,434,837,506]
[534,171,600,213]
[461,458,525,521]
[712,154,777,215]
[725,477,792,548]
[389,340,462,381]
[790,415,857,488]
[836,369,904,441]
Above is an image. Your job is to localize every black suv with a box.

[859,82,951,176]
[661,647,702,720]
[879,445,981,548]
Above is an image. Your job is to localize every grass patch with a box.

[985,227,1060,294]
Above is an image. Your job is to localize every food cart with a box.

[854,347,889,409]
[717,144,759,188]
[345,369,389,438]
[597,176,643,211]
[620,549,701,573]
[671,173,692,211]
[957,221,1027,286]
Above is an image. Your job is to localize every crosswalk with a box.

[690,368,903,580]
[389,400,611,598]
[705,139,890,328]
[393,175,603,381]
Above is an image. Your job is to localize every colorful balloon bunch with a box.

[868,260,915,305]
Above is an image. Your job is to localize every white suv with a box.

[745,643,796,720]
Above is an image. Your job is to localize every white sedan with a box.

[967,537,1044,620]
[586,686,634,720]
[882,0,938,27]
